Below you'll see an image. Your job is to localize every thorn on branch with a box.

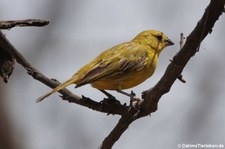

[169,59,187,83]
[180,33,186,49]
[81,95,91,101]
[26,67,39,78]
[0,19,49,30]
[51,78,60,83]
[177,74,186,83]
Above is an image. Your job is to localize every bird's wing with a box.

[75,42,151,87]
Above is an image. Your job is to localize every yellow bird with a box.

[37,30,174,102]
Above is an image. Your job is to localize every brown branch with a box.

[100,106,139,149]
[142,0,224,118]
[0,1,224,148]
[0,31,128,115]
[100,0,225,148]
[0,19,49,29]
[0,45,15,83]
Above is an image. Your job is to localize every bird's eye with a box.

[155,35,162,41]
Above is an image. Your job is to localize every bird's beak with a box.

[165,38,174,46]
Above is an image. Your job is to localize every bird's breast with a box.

[91,52,158,90]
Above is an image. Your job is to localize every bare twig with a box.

[0,19,49,29]
[0,1,224,148]
[0,31,128,115]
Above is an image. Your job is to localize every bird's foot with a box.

[130,90,136,98]
[116,90,136,98]
[128,96,144,119]
[100,95,122,115]
[99,90,121,105]
[100,96,121,105]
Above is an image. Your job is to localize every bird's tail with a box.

[36,77,76,103]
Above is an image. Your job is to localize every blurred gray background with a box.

[1,0,225,149]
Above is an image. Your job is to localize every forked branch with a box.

[100,0,225,148]
[0,1,224,148]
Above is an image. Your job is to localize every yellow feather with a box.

[37,30,174,102]
[36,77,77,102]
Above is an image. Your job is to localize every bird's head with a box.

[132,30,174,53]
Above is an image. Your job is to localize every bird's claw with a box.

[100,96,122,116]
[130,90,136,98]
[128,96,144,119]
[100,96,121,105]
